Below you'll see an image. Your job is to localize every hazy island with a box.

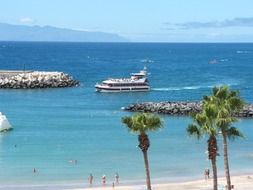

[0,23,128,42]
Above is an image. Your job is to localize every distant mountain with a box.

[0,23,128,42]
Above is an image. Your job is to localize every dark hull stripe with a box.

[96,87,150,92]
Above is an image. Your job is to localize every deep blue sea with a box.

[0,42,252,189]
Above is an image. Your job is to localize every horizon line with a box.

[1,40,253,43]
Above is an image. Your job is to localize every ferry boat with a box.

[95,67,150,92]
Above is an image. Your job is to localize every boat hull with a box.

[95,86,150,92]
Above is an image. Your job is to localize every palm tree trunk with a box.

[208,135,218,190]
[143,150,152,190]
[211,157,218,190]
[222,133,232,190]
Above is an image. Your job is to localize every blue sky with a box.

[1,0,253,42]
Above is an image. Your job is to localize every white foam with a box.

[220,58,229,62]
[236,50,250,54]
[152,87,181,91]
[183,86,200,90]
[140,59,154,63]
[152,86,202,91]
[153,82,240,92]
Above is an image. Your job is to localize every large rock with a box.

[0,71,79,89]
[124,101,253,118]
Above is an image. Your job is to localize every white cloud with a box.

[19,17,35,24]
[164,17,253,30]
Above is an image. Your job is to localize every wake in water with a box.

[140,59,154,63]
[220,58,229,62]
[152,83,239,92]
[236,50,251,54]
[152,86,202,91]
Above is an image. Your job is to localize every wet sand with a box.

[68,175,253,190]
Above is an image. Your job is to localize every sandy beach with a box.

[68,175,253,190]
[0,175,252,190]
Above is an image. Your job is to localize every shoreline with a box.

[70,174,253,190]
[1,174,252,190]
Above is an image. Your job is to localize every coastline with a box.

[69,175,253,190]
[1,174,252,190]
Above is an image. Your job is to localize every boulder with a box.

[0,71,79,89]
[124,101,253,118]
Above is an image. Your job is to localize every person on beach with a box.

[102,175,106,185]
[88,173,93,185]
[115,172,119,184]
[204,168,210,179]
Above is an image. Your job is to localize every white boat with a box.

[95,67,150,92]
[0,112,13,132]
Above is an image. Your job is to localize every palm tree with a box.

[187,103,219,190]
[206,86,245,190]
[122,113,163,190]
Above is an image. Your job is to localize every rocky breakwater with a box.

[0,71,79,89]
[124,101,253,118]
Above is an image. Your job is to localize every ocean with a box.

[0,42,252,188]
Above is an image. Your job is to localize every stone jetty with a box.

[0,70,79,89]
[124,101,253,118]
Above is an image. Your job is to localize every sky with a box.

[1,0,253,42]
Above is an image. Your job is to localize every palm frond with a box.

[208,85,245,138]
[121,113,163,134]
[187,124,202,139]
[226,126,244,140]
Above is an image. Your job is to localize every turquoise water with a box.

[0,42,252,188]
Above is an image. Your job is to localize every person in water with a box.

[115,172,119,184]
[102,175,106,185]
[88,173,93,185]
